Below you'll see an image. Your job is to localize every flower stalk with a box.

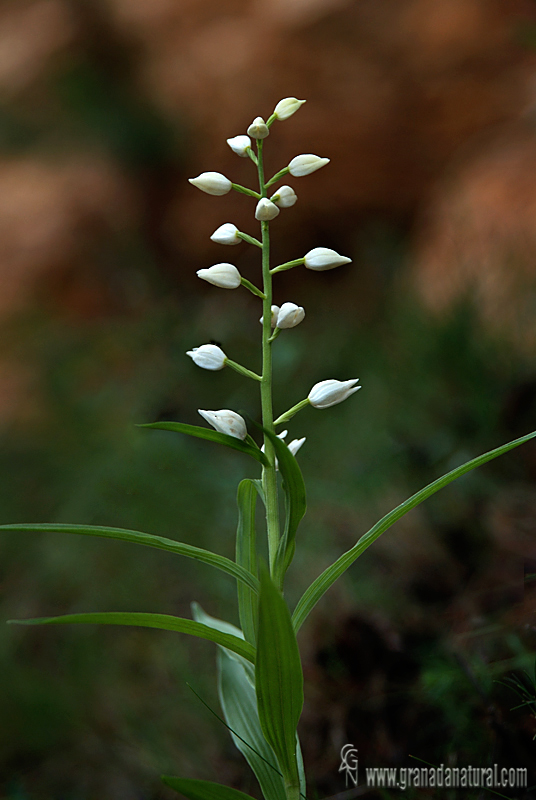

[257,138,281,574]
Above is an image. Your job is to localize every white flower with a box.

[226,135,252,157]
[197,263,241,289]
[186,344,227,371]
[255,198,280,221]
[276,302,305,329]
[210,223,241,245]
[260,305,280,328]
[304,247,352,271]
[188,172,232,196]
[308,378,361,409]
[288,154,330,177]
[247,117,269,139]
[271,185,297,208]
[273,97,306,121]
[198,409,247,440]
[261,430,305,468]
[288,436,306,457]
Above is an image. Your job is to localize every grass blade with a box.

[0,523,259,594]
[139,422,269,467]
[292,430,536,632]
[8,612,255,663]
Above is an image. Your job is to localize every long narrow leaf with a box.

[292,429,536,632]
[236,480,258,645]
[191,602,254,683]
[262,428,306,582]
[9,612,255,663]
[218,648,286,800]
[255,567,303,789]
[0,524,259,594]
[162,777,256,800]
[139,422,269,466]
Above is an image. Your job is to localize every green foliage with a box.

[139,422,269,467]
[236,481,258,645]
[292,428,536,632]
[10,612,255,663]
[0,523,259,593]
[255,568,303,793]
[162,776,256,800]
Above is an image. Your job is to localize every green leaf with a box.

[255,567,303,789]
[138,422,269,467]
[263,430,306,582]
[236,480,258,645]
[292,429,536,632]
[191,602,254,682]
[0,524,259,594]
[9,612,256,663]
[162,777,256,800]
[218,648,286,800]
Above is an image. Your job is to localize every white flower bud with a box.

[255,198,280,221]
[197,263,241,289]
[288,154,330,177]
[308,379,361,409]
[186,344,227,371]
[247,117,269,139]
[304,247,352,271]
[273,97,306,121]
[226,135,252,157]
[276,302,305,329]
[260,305,280,328]
[198,409,247,440]
[210,223,241,245]
[288,437,306,457]
[188,172,232,196]
[271,185,297,208]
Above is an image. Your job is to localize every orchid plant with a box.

[2,96,536,800]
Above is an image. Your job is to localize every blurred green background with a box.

[1,1,536,798]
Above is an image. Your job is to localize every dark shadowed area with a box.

[1,1,536,798]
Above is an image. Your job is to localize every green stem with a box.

[265,166,290,188]
[241,278,266,298]
[226,359,262,382]
[270,258,305,275]
[231,183,261,199]
[273,398,310,426]
[257,139,280,575]
[237,231,262,249]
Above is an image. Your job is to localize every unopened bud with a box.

[247,117,269,139]
[271,185,297,208]
[255,198,280,221]
[198,409,247,440]
[304,247,352,271]
[260,305,280,328]
[273,97,306,121]
[197,263,241,289]
[226,135,252,157]
[308,379,361,409]
[210,223,241,245]
[189,172,232,196]
[186,344,227,371]
[288,154,330,177]
[276,302,305,329]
